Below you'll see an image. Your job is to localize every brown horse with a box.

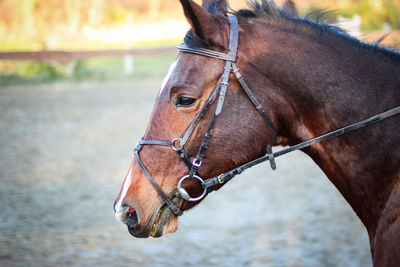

[114,0,400,265]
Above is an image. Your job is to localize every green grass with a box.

[0,36,179,87]
[0,54,176,87]
[84,54,176,79]
[0,38,181,52]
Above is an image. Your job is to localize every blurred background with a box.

[0,0,399,85]
[0,0,399,266]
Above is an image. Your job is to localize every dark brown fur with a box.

[115,1,400,265]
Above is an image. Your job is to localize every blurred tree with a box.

[65,0,82,34]
[148,0,162,20]
[384,0,400,29]
[0,0,399,51]
[88,0,105,26]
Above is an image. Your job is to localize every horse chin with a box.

[127,196,181,238]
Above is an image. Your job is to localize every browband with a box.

[177,15,238,62]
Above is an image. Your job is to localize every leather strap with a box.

[138,139,171,146]
[134,139,183,216]
[232,63,278,144]
[185,16,240,179]
[176,15,238,63]
[177,15,278,145]
[132,12,400,210]
[204,106,400,191]
[179,75,222,146]
[177,44,236,62]
[134,14,278,212]
[215,61,233,115]
[227,15,239,60]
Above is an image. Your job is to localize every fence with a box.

[0,47,177,74]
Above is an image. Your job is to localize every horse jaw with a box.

[165,215,179,234]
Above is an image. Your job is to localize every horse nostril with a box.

[126,208,139,229]
[114,202,139,228]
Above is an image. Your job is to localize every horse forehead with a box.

[159,56,179,93]
[170,54,222,84]
[156,53,224,105]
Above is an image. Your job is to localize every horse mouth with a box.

[127,194,182,238]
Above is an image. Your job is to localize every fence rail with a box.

[0,47,177,64]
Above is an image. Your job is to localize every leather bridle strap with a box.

[131,12,400,215]
[134,139,183,216]
[186,60,233,179]
[178,75,222,147]
[133,14,278,215]
[176,15,238,62]
[203,106,400,191]
[232,63,278,144]
[177,44,236,62]
[184,15,239,179]
[178,15,278,145]
[132,54,224,216]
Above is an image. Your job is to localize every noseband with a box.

[133,15,400,217]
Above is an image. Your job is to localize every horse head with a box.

[113,0,279,238]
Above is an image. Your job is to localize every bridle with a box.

[134,15,276,216]
[133,15,400,217]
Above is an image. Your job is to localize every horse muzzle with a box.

[114,204,140,229]
[114,194,182,238]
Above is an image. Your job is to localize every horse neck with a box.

[245,21,400,235]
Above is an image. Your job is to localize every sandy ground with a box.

[0,79,371,266]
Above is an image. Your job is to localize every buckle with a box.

[266,145,277,170]
[217,174,224,184]
[192,158,202,168]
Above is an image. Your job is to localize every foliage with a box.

[0,61,63,85]
[0,55,175,87]
[304,0,400,31]
[0,0,399,49]
[1,0,399,87]
[0,60,89,86]
[338,0,400,31]
[385,0,400,29]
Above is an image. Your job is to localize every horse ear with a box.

[179,0,227,47]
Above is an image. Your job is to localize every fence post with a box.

[124,43,134,74]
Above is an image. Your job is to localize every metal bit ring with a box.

[177,175,207,202]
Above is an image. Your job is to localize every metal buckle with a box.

[171,138,182,151]
[192,158,202,168]
[266,145,277,170]
[217,174,224,184]
[177,175,207,202]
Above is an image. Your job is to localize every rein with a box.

[203,105,400,191]
[134,14,400,216]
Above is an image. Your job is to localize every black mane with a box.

[184,0,400,62]
[234,0,295,20]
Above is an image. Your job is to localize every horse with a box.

[114,0,400,265]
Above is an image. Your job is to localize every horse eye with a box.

[175,96,197,108]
